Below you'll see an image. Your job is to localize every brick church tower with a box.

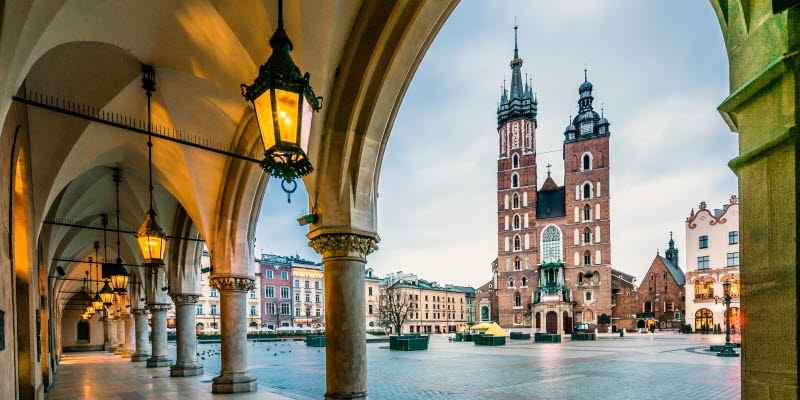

[495,25,539,327]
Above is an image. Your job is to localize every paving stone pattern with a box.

[190,333,740,399]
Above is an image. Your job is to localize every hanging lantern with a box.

[92,293,104,312]
[241,0,322,202]
[99,279,114,305]
[135,210,167,265]
[110,261,130,293]
[86,305,95,315]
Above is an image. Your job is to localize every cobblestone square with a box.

[186,333,740,399]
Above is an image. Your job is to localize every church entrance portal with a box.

[546,311,558,334]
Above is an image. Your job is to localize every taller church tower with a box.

[495,25,539,327]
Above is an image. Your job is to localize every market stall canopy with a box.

[471,322,492,330]
[485,323,506,337]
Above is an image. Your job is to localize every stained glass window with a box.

[541,226,562,263]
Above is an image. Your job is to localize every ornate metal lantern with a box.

[99,279,115,305]
[135,210,166,265]
[92,293,104,312]
[241,0,322,202]
[110,263,129,293]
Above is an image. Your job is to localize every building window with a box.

[305,280,310,289]
[515,292,521,307]
[266,270,273,279]
[211,304,217,315]
[584,310,594,322]
[508,279,514,288]
[512,153,519,168]
[368,287,373,296]
[295,293,300,302]
[665,301,674,312]
[304,293,310,302]
[521,277,527,287]
[514,257,521,271]
[695,308,713,331]
[586,292,592,301]
[211,288,217,297]
[584,251,591,265]
[265,303,275,315]
[578,273,583,283]
[512,193,520,209]
[729,231,739,244]
[265,286,274,298]
[281,303,290,315]
[250,290,256,299]
[281,271,288,280]
[694,278,714,299]
[316,309,321,317]
[583,154,591,170]
[541,225,562,263]
[583,228,591,244]
[583,205,591,220]
[513,214,520,230]
[295,308,300,317]
[251,305,256,316]
[699,236,708,249]
[315,294,320,303]
[511,173,519,188]
[727,252,739,267]
[643,302,652,313]
[294,279,300,288]
[583,183,591,199]
[698,256,710,270]
[514,235,521,251]
[368,304,373,315]
[196,304,203,315]
[280,287,289,299]
[315,281,320,290]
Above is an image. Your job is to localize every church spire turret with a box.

[665,231,679,268]
[497,23,537,129]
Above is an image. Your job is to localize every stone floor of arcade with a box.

[49,333,740,400]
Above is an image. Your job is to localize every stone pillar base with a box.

[170,363,204,377]
[325,391,368,400]
[212,373,257,393]
[121,352,131,358]
[131,353,150,362]
[113,348,121,355]
[146,356,171,368]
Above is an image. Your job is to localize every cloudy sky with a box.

[255,1,738,288]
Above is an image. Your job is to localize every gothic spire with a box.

[509,24,524,101]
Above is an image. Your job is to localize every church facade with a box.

[490,26,637,332]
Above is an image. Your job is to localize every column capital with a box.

[131,309,149,316]
[209,275,255,292]
[170,294,201,305]
[146,304,172,312]
[308,232,379,260]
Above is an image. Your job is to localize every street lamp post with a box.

[717,278,739,357]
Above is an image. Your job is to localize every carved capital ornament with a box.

[209,275,256,291]
[146,304,171,312]
[170,294,200,305]
[309,233,379,259]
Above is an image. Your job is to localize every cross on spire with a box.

[546,163,552,176]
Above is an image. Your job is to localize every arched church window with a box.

[578,273,584,283]
[513,124,519,148]
[512,153,519,168]
[584,205,591,220]
[522,277,527,287]
[512,193,520,209]
[515,292,521,307]
[513,215,521,230]
[584,251,591,265]
[541,226,562,263]
[586,292,592,301]
[583,228,591,244]
[514,235,521,251]
[583,153,591,170]
[583,183,592,199]
[584,310,594,322]
[508,279,514,288]
[511,173,519,188]
[514,257,521,271]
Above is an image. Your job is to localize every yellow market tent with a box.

[470,322,492,330]
[485,323,506,337]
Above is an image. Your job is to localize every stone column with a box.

[131,309,150,362]
[123,314,134,358]
[170,294,203,377]
[107,317,117,353]
[210,276,257,393]
[310,233,378,400]
[101,317,110,351]
[146,304,171,367]
[115,317,125,355]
